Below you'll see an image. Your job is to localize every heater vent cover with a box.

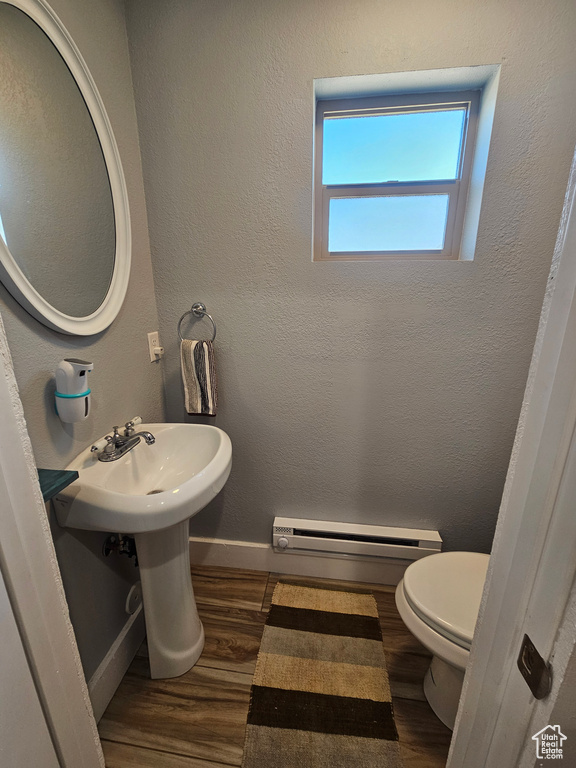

[273,517,442,562]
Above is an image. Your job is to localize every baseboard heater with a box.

[273,517,442,562]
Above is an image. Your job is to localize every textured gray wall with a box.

[0,0,164,679]
[126,0,576,555]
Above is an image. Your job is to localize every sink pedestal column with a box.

[135,519,204,679]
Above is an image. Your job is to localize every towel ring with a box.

[178,302,217,342]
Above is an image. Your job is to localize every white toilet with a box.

[395,551,490,729]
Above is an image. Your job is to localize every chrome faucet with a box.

[91,421,155,462]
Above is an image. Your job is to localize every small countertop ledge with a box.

[37,468,79,502]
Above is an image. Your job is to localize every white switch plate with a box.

[147,331,164,362]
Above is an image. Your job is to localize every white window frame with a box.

[313,90,480,261]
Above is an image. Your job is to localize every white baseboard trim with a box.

[87,604,145,722]
[189,536,411,585]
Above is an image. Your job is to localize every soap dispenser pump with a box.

[55,358,93,423]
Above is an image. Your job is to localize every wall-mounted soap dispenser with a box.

[55,359,93,423]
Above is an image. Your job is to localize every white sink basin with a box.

[54,423,231,534]
[53,422,232,680]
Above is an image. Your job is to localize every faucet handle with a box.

[91,437,107,453]
[91,435,115,454]
[124,416,142,437]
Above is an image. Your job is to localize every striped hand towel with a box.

[180,339,218,416]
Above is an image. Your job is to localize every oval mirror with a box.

[0,0,130,335]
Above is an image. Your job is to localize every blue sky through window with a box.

[322,108,466,185]
[329,195,449,252]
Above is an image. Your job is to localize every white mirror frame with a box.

[0,0,131,336]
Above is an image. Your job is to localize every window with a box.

[313,90,480,261]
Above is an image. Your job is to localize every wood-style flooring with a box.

[99,566,452,768]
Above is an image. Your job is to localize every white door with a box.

[0,315,104,768]
[0,566,59,767]
[449,154,576,766]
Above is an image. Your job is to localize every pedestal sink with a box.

[53,423,232,679]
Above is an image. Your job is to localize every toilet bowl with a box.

[395,551,490,729]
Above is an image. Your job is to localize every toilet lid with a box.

[403,551,490,649]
